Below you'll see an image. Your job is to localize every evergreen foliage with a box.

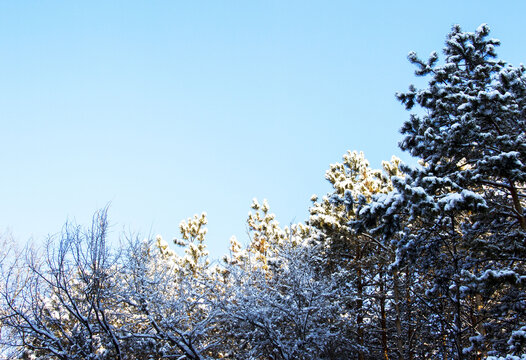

[356,24,525,359]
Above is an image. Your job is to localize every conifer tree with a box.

[310,151,414,359]
[358,24,526,359]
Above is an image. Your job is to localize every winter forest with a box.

[1,24,525,360]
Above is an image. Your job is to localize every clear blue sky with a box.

[1,1,525,259]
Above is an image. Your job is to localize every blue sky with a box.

[1,1,525,259]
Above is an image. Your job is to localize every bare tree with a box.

[0,208,127,359]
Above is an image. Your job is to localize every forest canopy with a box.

[1,24,524,360]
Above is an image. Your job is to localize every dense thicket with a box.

[1,24,524,360]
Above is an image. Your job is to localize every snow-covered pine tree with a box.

[223,198,308,272]
[310,151,422,360]
[173,212,211,277]
[358,24,525,359]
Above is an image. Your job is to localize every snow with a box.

[439,192,463,211]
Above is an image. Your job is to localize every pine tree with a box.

[358,24,526,359]
[310,151,416,359]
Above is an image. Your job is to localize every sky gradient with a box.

[2,1,526,259]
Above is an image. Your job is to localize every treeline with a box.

[1,24,524,360]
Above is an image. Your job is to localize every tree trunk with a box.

[356,246,365,360]
[379,269,389,360]
[393,270,404,360]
